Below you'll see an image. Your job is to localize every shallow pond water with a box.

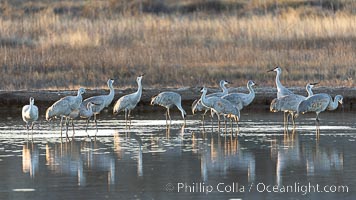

[0,110,355,200]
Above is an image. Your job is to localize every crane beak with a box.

[150,95,157,105]
[310,82,319,86]
[267,66,279,72]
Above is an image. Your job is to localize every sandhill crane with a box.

[297,94,343,134]
[150,91,186,125]
[269,83,317,128]
[222,80,256,110]
[268,66,294,98]
[79,102,95,136]
[270,82,317,112]
[80,79,115,134]
[192,80,230,123]
[59,100,96,139]
[46,87,86,138]
[22,97,39,132]
[113,75,144,128]
[200,87,240,132]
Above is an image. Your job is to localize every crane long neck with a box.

[108,82,115,98]
[29,100,34,111]
[176,103,186,119]
[104,82,115,106]
[245,84,255,105]
[221,83,228,95]
[200,90,210,107]
[328,96,340,110]
[275,71,283,90]
[247,83,255,95]
[76,91,83,102]
[306,86,313,97]
[135,79,143,97]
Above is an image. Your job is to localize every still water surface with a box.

[0,111,355,200]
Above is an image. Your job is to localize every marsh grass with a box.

[0,0,355,90]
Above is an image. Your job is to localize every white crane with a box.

[270,83,317,128]
[200,87,240,131]
[268,66,294,98]
[22,97,39,132]
[297,94,343,134]
[46,87,86,138]
[80,79,115,134]
[222,80,256,110]
[192,80,230,123]
[113,75,144,128]
[150,91,186,125]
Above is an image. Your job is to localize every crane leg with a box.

[31,122,34,140]
[85,118,90,137]
[60,117,63,139]
[230,118,233,136]
[65,118,70,140]
[167,108,171,125]
[124,110,127,129]
[236,117,240,136]
[94,114,98,135]
[71,119,75,139]
[286,112,290,132]
[217,115,221,133]
[128,110,132,129]
[165,109,168,125]
[291,113,296,129]
[208,110,213,131]
[224,116,227,132]
[315,114,320,136]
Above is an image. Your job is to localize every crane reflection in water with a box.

[19,125,346,196]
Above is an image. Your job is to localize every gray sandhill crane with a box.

[79,102,95,137]
[150,91,186,125]
[200,87,240,131]
[22,97,39,131]
[64,101,95,138]
[192,80,230,123]
[46,87,86,138]
[80,79,115,134]
[270,83,317,128]
[297,94,343,134]
[222,80,256,110]
[113,75,144,128]
[268,66,294,98]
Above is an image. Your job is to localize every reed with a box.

[0,1,355,90]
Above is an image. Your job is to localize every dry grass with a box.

[0,0,355,90]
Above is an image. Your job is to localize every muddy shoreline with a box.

[1,87,355,113]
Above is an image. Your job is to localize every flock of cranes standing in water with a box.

[21,67,343,139]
